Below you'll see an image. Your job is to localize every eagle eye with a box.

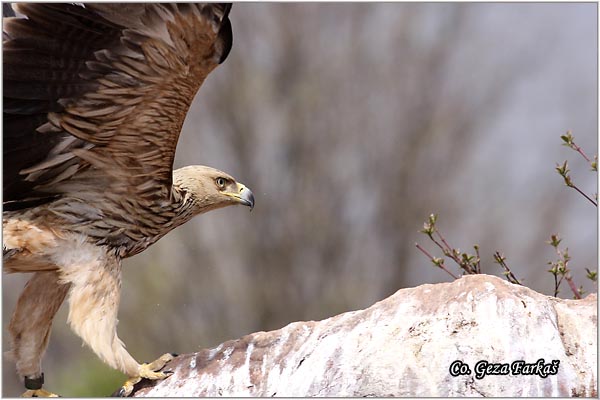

[216,177,227,189]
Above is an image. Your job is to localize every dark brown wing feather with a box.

[3,3,232,211]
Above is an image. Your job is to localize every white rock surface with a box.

[133,274,597,397]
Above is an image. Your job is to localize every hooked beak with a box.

[225,183,255,210]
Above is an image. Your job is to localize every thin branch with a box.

[493,252,521,285]
[564,275,582,300]
[435,230,455,256]
[570,184,598,207]
[474,245,481,274]
[432,230,468,272]
[561,131,593,164]
[556,161,598,207]
[552,244,581,299]
[415,243,459,280]
[552,269,560,297]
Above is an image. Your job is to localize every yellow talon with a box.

[116,353,176,397]
[22,389,59,397]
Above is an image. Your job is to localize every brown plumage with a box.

[3,3,254,396]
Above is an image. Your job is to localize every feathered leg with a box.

[61,254,173,397]
[8,271,69,397]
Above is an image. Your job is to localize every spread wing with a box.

[3,3,232,211]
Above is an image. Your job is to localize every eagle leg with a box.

[62,251,174,396]
[8,271,69,398]
[62,253,142,377]
[21,375,59,397]
[115,353,176,397]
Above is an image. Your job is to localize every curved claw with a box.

[115,353,177,397]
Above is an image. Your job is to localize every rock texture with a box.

[132,275,597,397]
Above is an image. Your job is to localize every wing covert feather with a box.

[3,3,232,210]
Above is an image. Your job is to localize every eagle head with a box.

[173,165,254,214]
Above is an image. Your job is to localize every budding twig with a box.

[415,243,459,280]
[547,234,582,299]
[556,161,597,207]
[561,131,596,169]
[493,252,521,285]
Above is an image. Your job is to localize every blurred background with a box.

[2,3,597,396]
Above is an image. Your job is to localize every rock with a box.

[132,274,597,397]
